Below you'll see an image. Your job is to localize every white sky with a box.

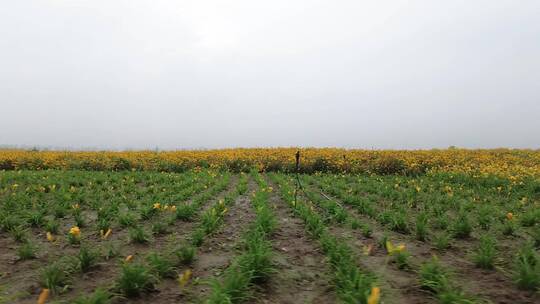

[1,1,539,150]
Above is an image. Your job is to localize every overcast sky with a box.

[1,1,539,150]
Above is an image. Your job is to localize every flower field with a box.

[1,148,539,179]
[0,149,539,303]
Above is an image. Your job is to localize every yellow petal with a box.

[367,286,380,304]
[37,288,50,304]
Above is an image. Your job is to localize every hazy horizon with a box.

[1,1,539,150]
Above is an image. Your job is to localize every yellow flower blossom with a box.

[37,288,50,304]
[178,269,192,288]
[386,241,405,255]
[367,286,380,304]
[69,226,81,237]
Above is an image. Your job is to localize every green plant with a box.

[17,242,38,260]
[97,218,111,232]
[26,210,45,228]
[361,224,372,237]
[119,212,136,228]
[350,218,361,230]
[77,246,100,273]
[45,220,60,234]
[151,222,169,235]
[420,257,451,293]
[451,213,472,239]
[207,267,252,303]
[415,213,429,241]
[74,212,86,228]
[73,289,111,304]
[146,252,176,278]
[238,234,273,283]
[129,227,149,244]
[190,228,205,247]
[173,244,196,265]
[501,220,517,236]
[433,232,451,251]
[175,204,195,221]
[104,243,119,260]
[40,263,70,294]
[472,235,497,269]
[513,244,539,291]
[9,225,28,243]
[116,263,156,297]
[393,251,411,270]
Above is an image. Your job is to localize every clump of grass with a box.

[451,213,472,239]
[513,244,539,291]
[151,222,169,235]
[472,235,497,269]
[118,212,137,228]
[17,242,38,260]
[40,263,71,294]
[9,225,28,243]
[419,257,474,302]
[173,244,196,265]
[74,212,86,228]
[97,218,111,233]
[146,252,176,278]
[238,232,274,283]
[415,213,429,241]
[104,243,119,260]
[394,251,410,270]
[433,232,451,251]
[129,227,149,244]
[73,289,111,304]
[361,224,372,237]
[190,228,205,247]
[501,220,517,236]
[388,212,409,233]
[175,204,195,221]
[76,246,100,273]
[206,267,252,303]
[45,220,60,234]
[26,210,45,228]
[350,218,361,230]
[116,263,156,297]
[420,257,451,292]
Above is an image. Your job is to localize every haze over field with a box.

[1,1,539,150]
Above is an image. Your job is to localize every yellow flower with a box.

[125,255,134,263]
[46,232,55,242]
[163,205,170,211]
[102,228,112,240]
[37,288,50,304]
[153,203,161,210]
[71,203,80,209]
[221,208,228,216]
[69,226,81,237]
[178,269,192,288]
[367,286,380,304]
[386,241,405,255]
[170,205,177,212]
[506,212,513,221]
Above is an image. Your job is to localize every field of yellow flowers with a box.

[0,149,539,304]
[1,148,539,179]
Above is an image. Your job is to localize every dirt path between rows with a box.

[254,187,337,304]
